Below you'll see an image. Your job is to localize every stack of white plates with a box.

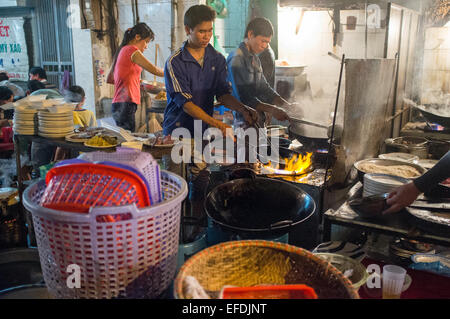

[13,108,38,135]
[38,110,74,138]
[363,173,409,197]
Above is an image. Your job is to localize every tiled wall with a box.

[117,0,171,83]
[421,27,450,104]
[212,0,250,56]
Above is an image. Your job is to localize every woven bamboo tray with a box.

[174,240,359,299]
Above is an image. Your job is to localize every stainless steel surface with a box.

[335,59,397,184]
[410,201,450,211]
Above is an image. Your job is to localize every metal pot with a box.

[428,139,450,159]
[275,65,306,77]
[0,188,27,249]
[385,136,429,159]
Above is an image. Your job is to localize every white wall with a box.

[212,0,250,56]
[69,0,96,115]
[117,0,182,82]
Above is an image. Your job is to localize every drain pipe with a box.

[171,0,178,52]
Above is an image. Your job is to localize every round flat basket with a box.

[174,240,359,299]
[22,170,188,299]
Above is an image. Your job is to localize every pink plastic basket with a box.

[41,163,151,213]
[23,170,188,299]
[78,148,162,204]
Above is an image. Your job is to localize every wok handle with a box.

[270,220,293,229]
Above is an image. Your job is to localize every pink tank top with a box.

[112,45,142,104]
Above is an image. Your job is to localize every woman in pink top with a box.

[107,23,164,131]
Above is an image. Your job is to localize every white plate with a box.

[379,153,419,163]
[83,141,118,148]
[38,113,73,118]
[39,122,73,127]
[38,116,73,120]
[415,159,438,170]
[13,114,34,120]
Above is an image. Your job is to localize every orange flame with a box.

[265,152,313,175]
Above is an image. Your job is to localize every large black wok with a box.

[289,124,330,150]
[204,177,316,237]
[414,104,450,127]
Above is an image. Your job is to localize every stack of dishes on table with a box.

[13,108,38,135]
[38,110,74,138]
[363,173,409,197]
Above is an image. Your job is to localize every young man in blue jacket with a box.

[163,4,258,239]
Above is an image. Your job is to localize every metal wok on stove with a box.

[414,104,450,128]
[204,177,317,238]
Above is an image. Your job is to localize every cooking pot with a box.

[385,136,429,159]
[0,188,19,215]
[0,188,27,249]
[204,177,316,238]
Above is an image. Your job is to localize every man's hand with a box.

[216,121,235,141]
[271,107,290,121]
[383,182,421,215]
[241,106,258,126]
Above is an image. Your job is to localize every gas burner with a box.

[425,122,450,133]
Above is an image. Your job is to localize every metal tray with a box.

[353,158,427,182]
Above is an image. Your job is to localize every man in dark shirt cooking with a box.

[383,151,450,214]
[226,17,294,128]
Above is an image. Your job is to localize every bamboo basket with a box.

[174,240,359,299]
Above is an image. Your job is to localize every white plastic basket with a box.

[78,147,162,204]
[22,170,188,299]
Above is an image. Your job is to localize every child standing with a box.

[65,85,97,128]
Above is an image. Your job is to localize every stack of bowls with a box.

[13,108,38,135]
[363,173,409,197]
[38,110,74,138]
